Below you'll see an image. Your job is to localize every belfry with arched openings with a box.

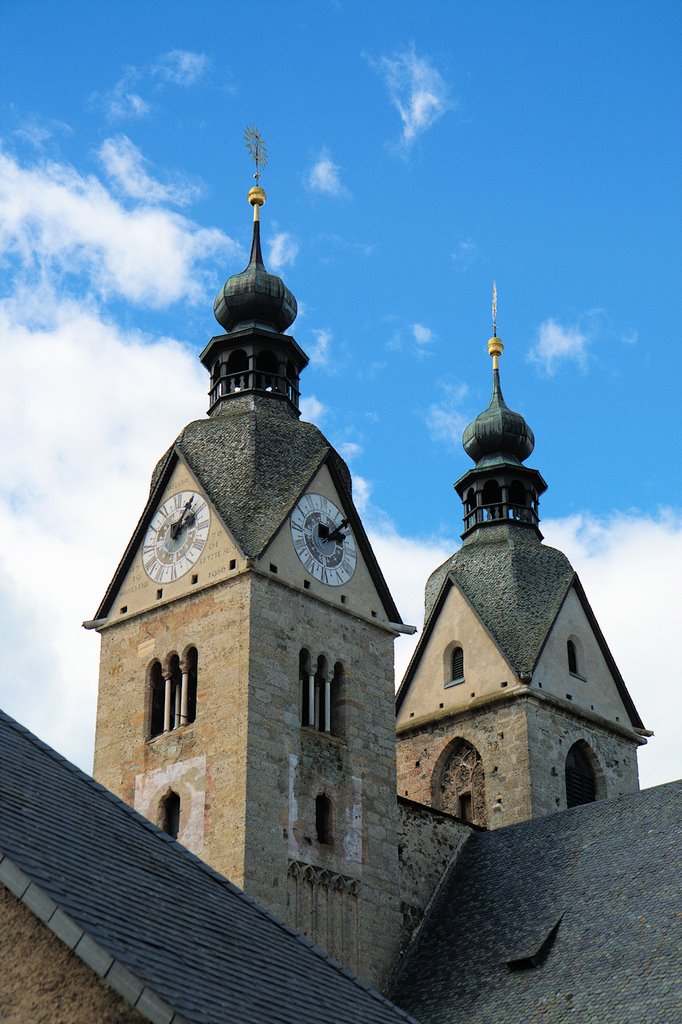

[395,327,647,828]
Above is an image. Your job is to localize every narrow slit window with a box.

[567,640,578,675]
[162,792,181,839]
[315,794,332,845]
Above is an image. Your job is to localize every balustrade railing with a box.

[209,370,300,409]
[463,501,538,531]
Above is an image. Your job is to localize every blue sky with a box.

[0,0,680,787]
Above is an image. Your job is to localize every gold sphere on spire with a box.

[488,335,504,369]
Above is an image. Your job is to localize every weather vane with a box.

[244,125,268,184]
[492,281,498,338]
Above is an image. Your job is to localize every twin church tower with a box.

[90,164,647,990]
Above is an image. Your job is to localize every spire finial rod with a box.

[487,281,504,369]
[244,125,267,221]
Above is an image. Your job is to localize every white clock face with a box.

[290,493,357,586]
[142,491,210,584]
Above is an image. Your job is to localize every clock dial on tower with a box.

[142,491,210,584]
[290,493,357,585]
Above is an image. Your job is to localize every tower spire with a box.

[202,132,307,416]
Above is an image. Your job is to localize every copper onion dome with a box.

[462,334,535,465]
[213,186,297,334]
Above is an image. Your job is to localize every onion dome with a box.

[214,186,297,334]
[462,335,534,465]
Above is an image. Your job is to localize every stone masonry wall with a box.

[0,885,144,1024]
[397,693,533,829]
[525,696,642,817]
[94,567,403,993]
[397,799,471,966]
[244,570,402,992]
[94,574,252,888]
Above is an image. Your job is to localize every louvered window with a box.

[452,646,464,681]
[567,640,578,675]
[565,744,596,807]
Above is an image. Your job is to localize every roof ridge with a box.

[0,709,420,1022]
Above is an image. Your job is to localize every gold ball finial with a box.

[488,335,504,369]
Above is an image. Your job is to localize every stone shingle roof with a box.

[399,524,643,728]
[97,395,399,622]
[425,526,574,673]
[0,709,419,1024]
[391,781,682,1024]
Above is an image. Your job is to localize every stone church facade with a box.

[90,183,648,992]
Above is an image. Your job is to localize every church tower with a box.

[90,166,403,988]
[396,313,649,829]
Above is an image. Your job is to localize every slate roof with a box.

[96,394,400,623]
[392,781,682,1024]
[0,709,419,1024]
[397,523,643,728]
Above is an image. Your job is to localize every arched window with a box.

[149,661,165,738]
[226,348,248,372]
[482,479,502,519]
[161,792,181,839]
[168,653,182,730]
[451,646,464,682]
[436,738,487,826]
[185,647,198,725]
[567,639,578,675]
[565,743,597,807]
[315,794,332,845]
[315,655,329,732]
[300,649,313,727]
[330,661,345,736]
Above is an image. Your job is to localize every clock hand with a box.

[170,496,195,539]
[327,518,349,544]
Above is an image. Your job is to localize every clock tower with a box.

[90,180,403,989]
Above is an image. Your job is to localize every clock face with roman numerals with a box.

[142,491,210,584]
[290,493,357,586]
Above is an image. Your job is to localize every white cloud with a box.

[91,68,151,121]
[13,115,72,150]
[98,135,201,206]
[529,317,590,374]
[267,231,299,271]
[426,382,469,445]
[307,150,349,198]
[352,475,372,514]
[300,395,328,424]
[152,50,209,86]
[0,149,236,307]
[412,322,434,346]
[0,287,207,771]
[373,46,451,146]
[339,441,363,462]
[309,328,332,367]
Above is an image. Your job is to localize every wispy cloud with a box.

[91,68,151,122]
[339,441,363,462]
[412,322,434,346]
[98,136,201,206]
[372,46,451,147]
[309,328,332,367]
[307,149,349,198]
[13,115,72,150]
[300,395,327,424]
[0,149,236,307]
[91,50,209,122]
[528,318,590,375]
[452,238,478,271]
[152,50,209,86]
[267,231,299,270]
[426,382,469,445]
